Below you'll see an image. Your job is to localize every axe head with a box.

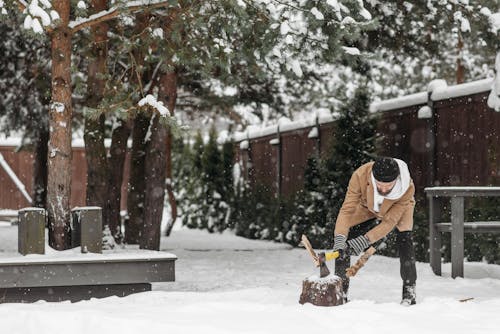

[318,252,331,278]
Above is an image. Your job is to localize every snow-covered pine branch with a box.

[19,0,59,34]
[138,94,170,117]
[7,0,172,34]
[69,0,173,33]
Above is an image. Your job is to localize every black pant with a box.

[335,219,417,295]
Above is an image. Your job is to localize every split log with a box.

[299,275,345,306]
[346,246,376,277]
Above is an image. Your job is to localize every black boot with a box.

[397,230,417,305]
[401,284,416,306]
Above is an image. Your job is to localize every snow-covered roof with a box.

[372,78,493,112]
[233,113,335,142]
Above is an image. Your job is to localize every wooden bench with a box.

[425,186,500,278]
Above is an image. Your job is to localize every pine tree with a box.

[220,139,235,228]
[323,86,376,239]
[221,140,235,199]
[180,134,205,230]
[234,183,280,240]
[200,127,225,232]
[0,17,51,208]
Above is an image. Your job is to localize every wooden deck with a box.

[0,252,177,303]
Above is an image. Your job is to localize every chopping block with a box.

[298,275,346,306]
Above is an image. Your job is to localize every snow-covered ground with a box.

[0,221,499,333]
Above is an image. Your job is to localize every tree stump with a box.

[299,275,345,306]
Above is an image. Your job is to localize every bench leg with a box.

[429,197,442,275]
[451,197,464,278]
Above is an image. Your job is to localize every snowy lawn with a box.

[0,222,499,333]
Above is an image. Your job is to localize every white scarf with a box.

[371,159,411,212]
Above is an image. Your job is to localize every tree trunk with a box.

[456,35,465,84]
[124,13,149,244]
[33,128,49,208]
[48,1,72,250]
[141,70,177,250]
[84,0,109,216]
[164,72,178,237]
[106,119,131,241]
[84,114,107,204]
[163,124,177,237]
[124,113,149,244]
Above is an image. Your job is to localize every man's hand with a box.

[347,235,371,256]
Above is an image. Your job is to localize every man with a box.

[332,157,417,305]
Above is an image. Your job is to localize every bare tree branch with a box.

[69,0,172,34]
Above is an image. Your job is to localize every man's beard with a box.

[377,187,393,196]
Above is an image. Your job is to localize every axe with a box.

[300,234,375,278]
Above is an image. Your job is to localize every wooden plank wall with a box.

[0,146,130,210]
[280,127,317,195]
[237,122,337,198]
[434,92,499,187]
[247,135,277,195]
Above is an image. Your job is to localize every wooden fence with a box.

[234,78,498,198]
[0,142,130,210]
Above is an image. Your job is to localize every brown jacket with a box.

[334,162,415,243]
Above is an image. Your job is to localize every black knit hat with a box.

[373,157,399,182]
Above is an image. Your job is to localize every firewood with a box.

[346,246,376,277]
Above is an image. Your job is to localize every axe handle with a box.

[301,235,319,266]
[346,246,376,277]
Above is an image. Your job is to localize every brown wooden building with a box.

[234,78,499,198]
[0,139,130,210]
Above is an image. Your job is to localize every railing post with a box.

[428,196,442,275]
[450,196,465,278]
[276,125,282,198]
[71,207,103,253]
[18,208,46,255]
